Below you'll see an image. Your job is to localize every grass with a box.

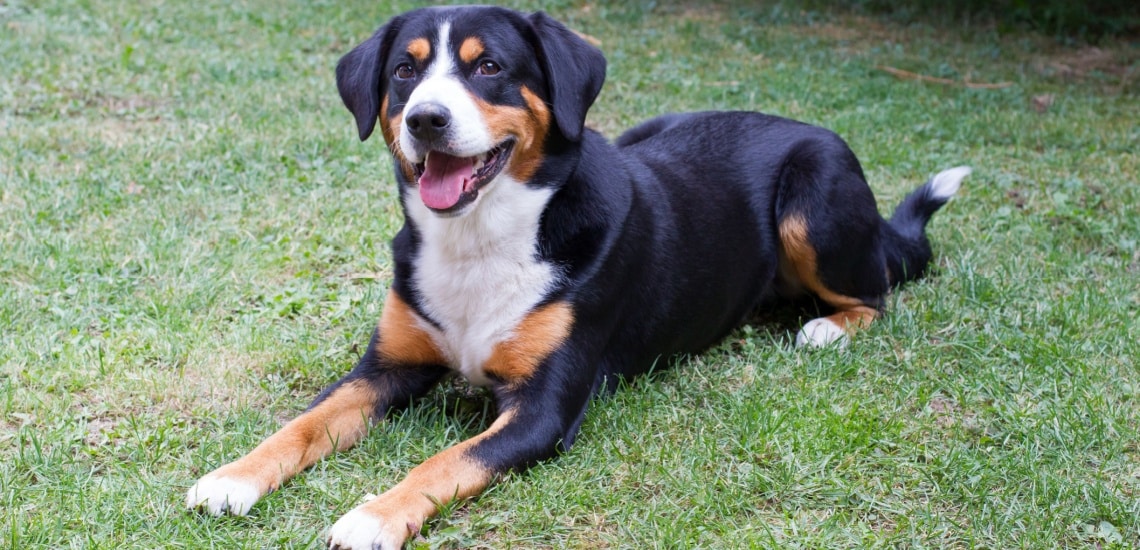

[2,0,1138,548]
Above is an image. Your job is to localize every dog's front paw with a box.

[327,505,412,550]
[795,318,849,348]
[186,473,262,516]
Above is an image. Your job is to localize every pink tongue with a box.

[419,152,475,210]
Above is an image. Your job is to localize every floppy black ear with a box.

[336,19,402,141]
[528,12,606,142]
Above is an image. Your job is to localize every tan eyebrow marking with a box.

[407,38,430,62]
[459,37,484,64]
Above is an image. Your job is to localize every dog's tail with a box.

[881,166,971,286]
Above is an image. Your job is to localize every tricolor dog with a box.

[187,6,970,548]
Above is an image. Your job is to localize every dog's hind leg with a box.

[777,212,885,347]
[777,163,968,347]
[772,139,893,348]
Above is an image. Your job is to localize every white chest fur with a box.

[406,177,557,385]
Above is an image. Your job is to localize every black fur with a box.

[329,4,961,471]
[328,6,961,544]
[188,9,964,546]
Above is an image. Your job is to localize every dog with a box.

[186,6,970,548]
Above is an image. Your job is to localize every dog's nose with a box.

[405,103,452,142]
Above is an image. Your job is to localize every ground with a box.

[1,0,1138,548]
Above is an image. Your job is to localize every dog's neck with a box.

[406,175,553,258]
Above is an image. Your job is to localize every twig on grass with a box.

[875,65,1013,89]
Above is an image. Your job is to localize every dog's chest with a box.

[408,184,557,385]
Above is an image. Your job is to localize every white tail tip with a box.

[929,166,971,201]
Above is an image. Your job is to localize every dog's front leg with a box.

[186,290,448,516]
[326,339,595,549]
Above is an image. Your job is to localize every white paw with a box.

[185,474,261,516]
[795,318,849,348]
[327,506,406,550]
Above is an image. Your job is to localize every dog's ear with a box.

[336,18,402,141]
[528,12,606,142]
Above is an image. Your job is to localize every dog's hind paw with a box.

[795,318,849,348]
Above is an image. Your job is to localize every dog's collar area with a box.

[413,139,516,215]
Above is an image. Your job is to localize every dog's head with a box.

[336,6,606,217]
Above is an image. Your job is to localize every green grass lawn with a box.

[2,0,1138,547]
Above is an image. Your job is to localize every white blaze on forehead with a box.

[427,21,455,79]
[399,20,493,163]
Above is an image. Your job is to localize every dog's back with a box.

[188,8,969,548]
[612,111,968,348]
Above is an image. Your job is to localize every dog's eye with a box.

[476,60,501,76]
[394,63,415,79]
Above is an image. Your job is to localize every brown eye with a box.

[394,63,415,79]
[476,60,501,76]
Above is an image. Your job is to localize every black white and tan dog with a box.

[187,6,970,548]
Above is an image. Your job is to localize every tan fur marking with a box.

[514,87,552,181]
[378,290,446,366]
[204,380,377,494]
[351,410,515,542]
[378,95,416,182]
[407,38,430,62]
[485,301,573,382]
[780,215,881,338]
[778,215,863,309]
[379,95,393,144]
[459,37,484,64]
[473,86,551,183]
[824,306,879,336]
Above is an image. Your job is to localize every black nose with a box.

[405,103,452,142]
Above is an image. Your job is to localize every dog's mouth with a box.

[413,140,516,214]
